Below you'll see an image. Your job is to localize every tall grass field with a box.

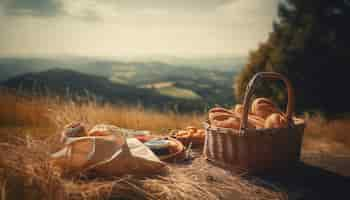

[0,89,349,200]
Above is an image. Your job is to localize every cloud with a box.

[1,0,64,17]
[0,0,279,58]
[0,0,238,19]
[108,0,237,12]
[61,0,103,21]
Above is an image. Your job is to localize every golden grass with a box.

[1,90,350,200]
[1,89,350,154]
[0,135,283,200]
[0,89,203,135]
[2,88,349,151]
[303,114,350,154]
[0,90,286,200]
[0,90,51,127]
[48,101,203,135]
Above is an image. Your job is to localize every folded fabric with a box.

[51,135,167,176]
[92,138,167,176]
[88,124,123,137]
[88,124,151,138]
[144,139,171,150]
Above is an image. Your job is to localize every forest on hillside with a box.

[234,0,350,117]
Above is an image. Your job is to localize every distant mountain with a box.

[149,55,246,72]
[1,69,207,112]
[0,56,244,81]
[0,57,115,81]
[0,56,242,111]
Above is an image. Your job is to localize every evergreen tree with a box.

[234,0,350,116]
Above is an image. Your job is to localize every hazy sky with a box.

[0,0,279,58]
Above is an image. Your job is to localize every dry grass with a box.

[0,135,284,200]
[1,89,350,200]
[0,90,51,127]
[303,114,350,154]
[49,101,203,135]
[0,89,203,135]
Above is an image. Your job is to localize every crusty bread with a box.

[233,104,265,129]
[247,114,265,129]
[251,98,280,119]
[264,113,288,128]
[234,104,244,115]
[60,122,86,142]
[209,107,234,115]
[212,116,241,129]
[209,112,234,121]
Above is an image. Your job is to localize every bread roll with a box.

[212,116,256,130]
[209,112,234,122]
[209,107,234,115]
[212,116,241,129]
[61,122,86,142]
[247,114,265,129]
[168,140,180,154]
[234,104,244,115]
[233,105,264,129]
[176,130,190,138]
[185,126,197,133]
[251,98,280,119]
[264,113,288,129]
[194,129,205,138]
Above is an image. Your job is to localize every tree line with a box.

[235,0,350,117]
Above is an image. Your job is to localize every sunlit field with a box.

[0,89,203,136]
[0,90,278,200]
[1,88,350,152]
[1,89,350,200]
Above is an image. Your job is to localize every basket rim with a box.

[203,118,305,135]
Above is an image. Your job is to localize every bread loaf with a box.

[185,126,197,133]
[209,107,234,115]
[209,106,260,130]
[61,122,86,142]
[264,113,288,128]
[251,98,280,119]
[209,112,234,121]
[247,114,265,129]
[173,127,205,146]
[209,107,235,121]
[212,116,241,129]
[234,104,244,115]
[232,104,265,129]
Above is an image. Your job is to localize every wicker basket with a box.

[203,72,305,173]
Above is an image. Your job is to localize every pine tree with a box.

[234,0,350,116]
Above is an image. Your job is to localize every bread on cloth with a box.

[51,135,167,176]
[172,126,205,146]
[60,122,87,143]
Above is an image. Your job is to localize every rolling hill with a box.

[0,56,244,111]
[0,69,208,112]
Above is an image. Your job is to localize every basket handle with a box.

[239,72,295,134]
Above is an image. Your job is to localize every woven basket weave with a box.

[203,72,305,173]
